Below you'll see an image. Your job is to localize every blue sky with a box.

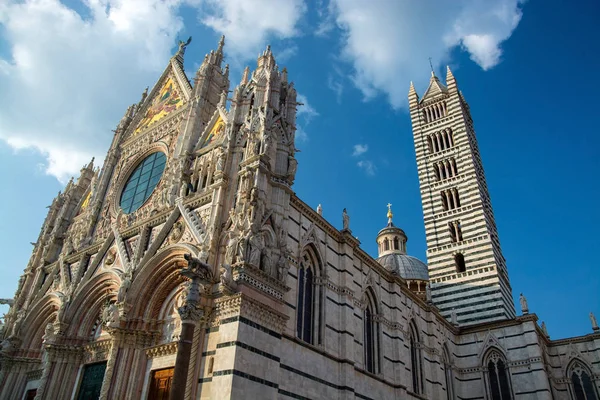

[0,0,598,339]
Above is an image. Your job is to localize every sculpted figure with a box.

[590,312,599,330]
[225,235,239,265]
[276,254,289,281]
[287,156,297,179]
[342,208,350,230]
[42,323,56,343]
[248,233,264,267]
[451,309,458,325]
[317,204,323,216]
[183,253,213,282]
[519,293,529,314]
[117,270,132,303]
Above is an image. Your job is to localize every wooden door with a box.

[147,367,174,400]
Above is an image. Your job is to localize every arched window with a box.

[384,239,389,251]
[393,237,399,250]
[454,253,466,273]
[364,289,379,374]
[568,360,599,400]
[485,350,512,400]
[409,322,423,394]
[296,247,322,345]
[443,346,454,400]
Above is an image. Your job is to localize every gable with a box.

[200,114,226,149]
[134,74,185,134]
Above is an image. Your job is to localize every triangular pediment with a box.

[198,112,226,150]
[421,73,448,102]
[131,59,192,136]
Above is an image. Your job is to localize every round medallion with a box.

[120,152,167,214]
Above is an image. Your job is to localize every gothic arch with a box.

[483,347,513,400]
[296,244,324,345]
[64,271,120,338]
[566,358,599,400]
[363,286,380,374]
[127,243,200,321]
[19,295,60,351]
[409,319,424,394]
[442,343,455,400]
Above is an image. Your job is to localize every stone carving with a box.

[117,270,132,303]
[176,36,192,58]
[590,312,599,331]
[219,264,237,294]
[426,284,432,303]
[105,248,116,266]
[342,208,350,231]
[225,234,239,265]
[183,253,213,283]
[101,302,120,328]
[276,254,290,281]
[541,321,549,337]
[170,221,185,243]
[248,232,265,268]
[451,309,458,325]
[519,293,529,314]
[42,323,56,343]
[287,156,297,182]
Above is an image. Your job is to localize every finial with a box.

[317,204,323,216]
[386,203,393,223]
[218,35,225,50]
[241,66,250,84]
[429,57,435,76]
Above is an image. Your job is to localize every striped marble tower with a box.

[408,67,516,325]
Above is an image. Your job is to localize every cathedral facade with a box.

[0,38,598,400]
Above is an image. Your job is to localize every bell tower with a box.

[408,68,515,325]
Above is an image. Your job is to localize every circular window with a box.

[120,152,167,214]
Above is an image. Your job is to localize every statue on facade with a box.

[117,270,132,303]
[175,36,192,58]
[183,253,213,282]
[590,312,599,331]
[42,323,56,343]
[287,156,297,181]
[219,263,237,293]
[225,234,239,265]
[451,309,458,325]
[276,254,290,281]
[342,208,350,231]
[248,232,264,268]
[101,302,120,328]
[317,204,323,216]
[425,284,432,303]
[519,293,529,314]
[541,321,549,337]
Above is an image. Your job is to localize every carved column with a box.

[169,256,211,400]
[98,335,119,400]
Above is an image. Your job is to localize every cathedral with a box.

[0,37,598,400]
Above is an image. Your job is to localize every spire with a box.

[241,66,250,84]
[213,35,225,67]
[420,69,448,101]
[446,65,457,92]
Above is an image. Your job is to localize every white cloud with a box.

[0,0,191,182]
[0,0,308,183]
[198,0,306,64]
[357,160,376,176]
[352,144,368,157]
[325,0,525,108]
[295,93,318,142]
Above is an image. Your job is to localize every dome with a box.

[377,253,429,281]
